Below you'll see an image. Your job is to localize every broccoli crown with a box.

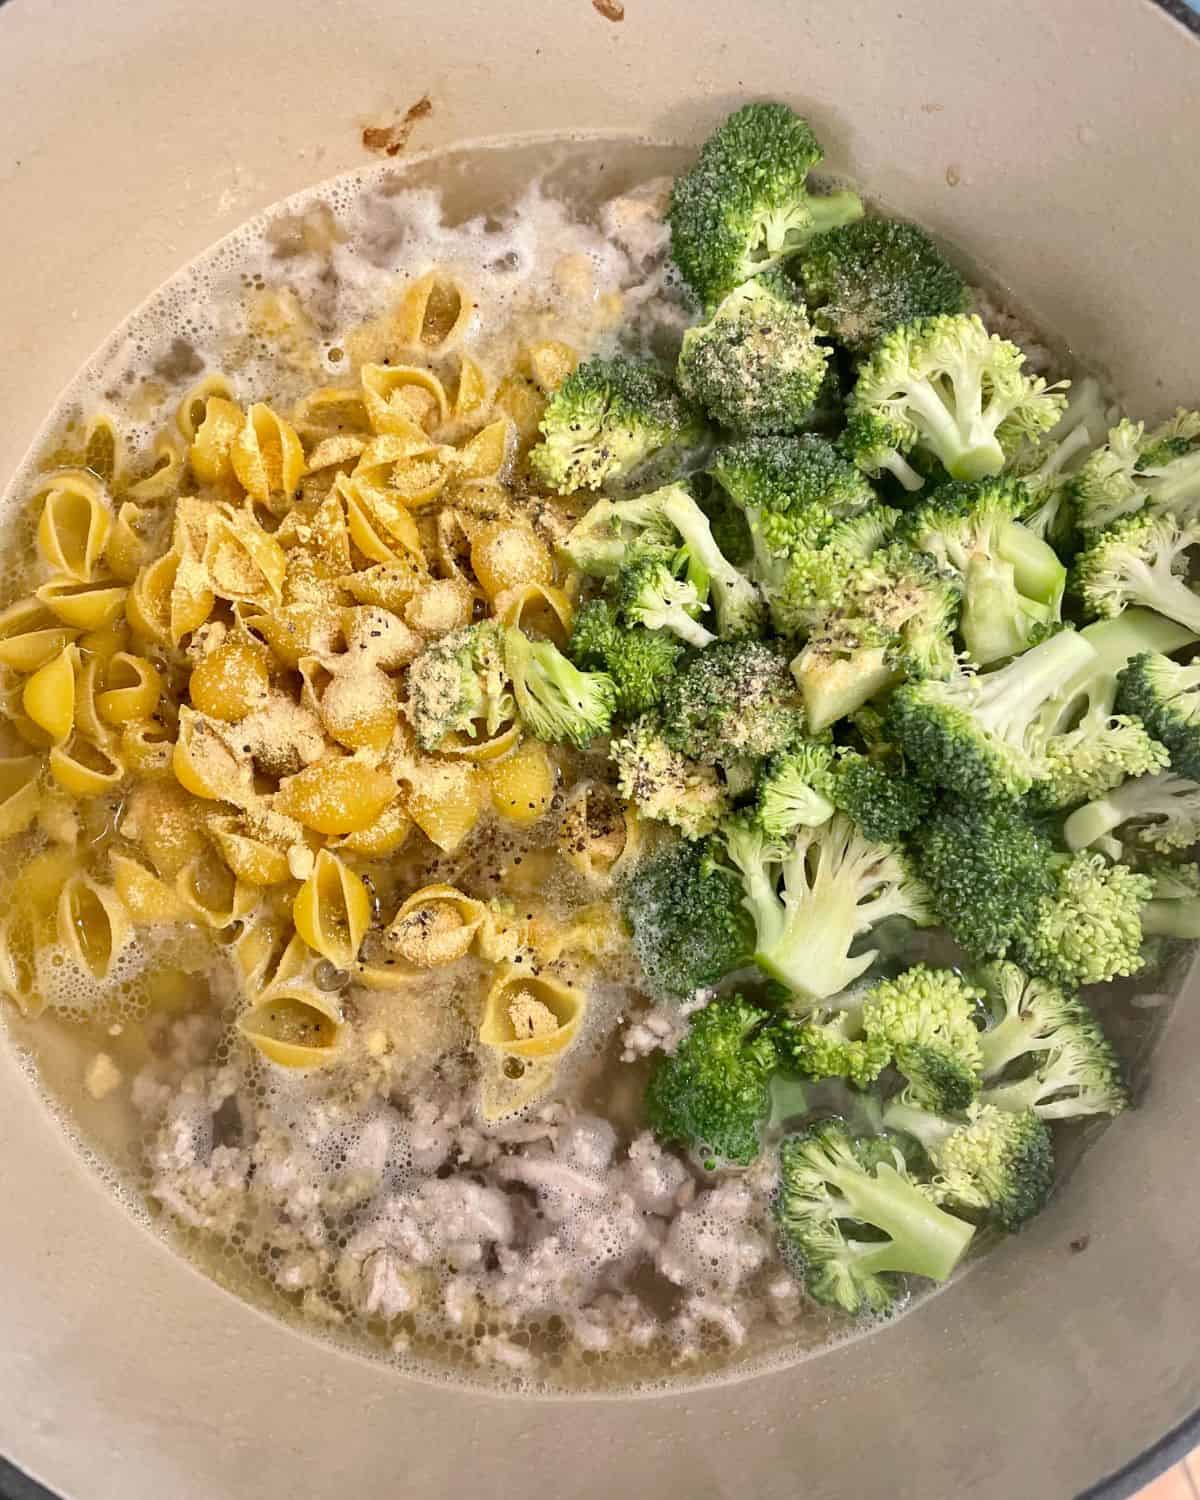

[774,1119,975,1314]
[530,356,702,495]
[567,597,682,717]
[659,639,805,765]
[845,314,1067,488]
[860,964,985,1112]
[668,102,864,306]
[1117,651,1200,782]
[1032,716,1170,813]
[676,273,832,434]
[711,432,877,527]
[1140,858,1200,939]
[842,542,963,681]
[503,626,616,749]
[912,800,1056,962]
[790,616,900,736]
[613,550,715,649]
[902,475,1066,665]
[611,714,729,839]
[1015,852,1151,988]
[886,629,1097,801]
[755,740,839,838]
[1072,512,1200,632]
[405,620,514,751]
[720,811,932,1003]
[1063,770,1200,856]
[976,960,1093,1076]
[830,750,932,845]
[619,836,754,998]
[1073,410,1200,533]
[766,506,901,638]
[882,1098,1054,1233]
[1009,376,1115,546]
[774,1009,892,1089]
[796,218,966,354]
[644,993,778,1167]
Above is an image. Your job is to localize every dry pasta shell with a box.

[105,502,157,582]
[238,994,342,1069]
[402,578,474,639]
[172,707,252,803]
[188,636,272,722]
[385,883,487,967]
[452,418,513,483]
[36,576,128,631]
[119,719,174,779]
[76,619,131,663]
[0,598,79,673]
[436,719,522,765]
[293,848,371,968]
[22,645,76,744]
[493,582,574,647]
[317,662,398,753]
[0,755,42,839]
[339,560,427,613]
[72,656,111,746]
[56,873,131,980]
[49,736,123,798]
[36,472,112,582]
[479,967,584,1060]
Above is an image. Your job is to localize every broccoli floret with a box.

[881,1098,1054,1232]
[886,629,1097,800]
[567,598,681,717]
[795,218,966,354]
[619,836,754,998]
[845,314,1067,488]
[668,102,864,306]
[503,626,615,749]
[755,741,839,837]
[1072,513,1200,632]
[859,964,984,1111]
[773,996,892,1090]
[719,811,932,1003]
[1139,860,1200,939]
[902,476,1066,665]
[1063,770,1200,854]
[766,508,903,639]
[844,543,963,680]
[1015,852,1152,988]
[1073,410,1200,533]
[1118,651,1200,781]
[659,640,804,765]
[1009,376,1116,545]
[644,994,778,1167]
[613,549,715,648]
[1034,719,1169,813]
[789,616,900,736]
[830,750,932,844]
[611,714,730,839]
[774,1120,975,1315]
[676,273,831,433]
[529,356,702,495]
[977,962,1129,1120]
[405,621,514,751]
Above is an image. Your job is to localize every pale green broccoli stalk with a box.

[1139,861,1200,939]
[718,812,932,1004]
[503,626,615,749]
[645,994,778,1168]
[659,640,805,765]
[755,741,839,837]
[405,621,514,751]
[902,476,1065,665]
[1072,512,1200,631]
[845,314,1067,488]
[668,102,864,306]
[1015,853,1152,988]
[611,715,729,839]
[974,962,1084,1077]
[566,598,681,717]
[795,218,966,353]
[1063,770,1200,854]
[1009,376,1117,544]
[885,628,1097,801]
[613,550,715,648]
[1117,651,1200,781]
[859,964,984,1112]
[676,273,831,433]
[790,616,900,735]
[775,1120,976,1315]
[881,1099,1054,1232]
[1072,409,1200,533]
[529,356,703,495]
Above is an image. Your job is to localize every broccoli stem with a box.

[1151,449,1200,511]
[961,556,1034,664]
[1061,776,1173,852]
[1043,610,1198,735]
[978,1013,1052,1078]
[882,452,926,493]
[880,1098,957,1153]
[756,843,877,1000]
[1135,566,1200,633]
[829,1159,974,1282]
[973,630,1096,742]
[997,521,1066,612]
[902,381,1005,482]
[1141,899,1200,939]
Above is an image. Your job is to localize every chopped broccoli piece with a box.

[1063,770,1200,854]
[611,714,730,839]
[1139,860,1200,939]
[503,626,615,748]
[881,1098,1054,1232]
[404,621,514,751]
[619,837,754,998]
[530,356,703,495]
[718,811,932,1003]
[1073,409,1200,533]
[859,964,984,1112]
[845,314,1067,488]
[659,640,805,765]
[1072,512,1200,632]
[766,507,901,637]
[1009,376,1116,544]
[830,750,932,844]
[886,629,1097,801]
[902,476,1065,665]
[613,549,715,648]
[755,741,839,837]
[773,995,892,1090]
[676,273,831,433]
[790,616,900,735]
[795,218,966,353]
[567,597,681,717]
[1034,718,1170,813]
[1117,651,1200,781]
[1015,852,1152,988]
[644,994,778,1167]
[775,1119,975,1315]
[668,102,864,306]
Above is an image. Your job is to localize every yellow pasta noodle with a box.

[189,396,244,486]
[36,576,128,631]
[205,814,293,887]
[231,403,306,511]
[470,519,553,602]
[332,800,412,857]
[105,502,158,582]
[174,848,258,929]
[56,873,131,980]
[127,436,187,505]
[0,598,79,673]
[400,758,484,852]
[203,504,288,604]
[0,755,43,839]
[49,736,124,798]
[394,271,474,352]
[176,374,236,442]
[109,850,189,926]
[95,653,163,726]
[479,966,584,1060]
[293,849,371,969]
[36,472,112,581]
[238,992,342,1069]
[22,645,77,744]
[273,757,396,836]
[188,635,271,722]
[493,581,575,647]
[487,739,556,826]
[360,363,449,435]
[82,413,125,490]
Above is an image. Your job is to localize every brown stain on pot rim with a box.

[362,95,434,157]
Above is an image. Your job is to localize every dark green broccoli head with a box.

[830,751,932,844]
[860,964,985,1111]
[711,432,877,521]
[677,273,831,434]
[1116,651,1200,781]
[620,837,755,999]
[644,994,778,1167]
[613,549,715,649]
[529,356,702,495]
[659,639,805,765]
[773,1010,891,1089]
[567,597,681,717]
[755,740,839,837]
[611,714,730,839]
[764,506,900,638]
[796,218,966,354]
[668,102,864,305]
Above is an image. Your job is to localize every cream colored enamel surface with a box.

[1,1,1199,1497]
